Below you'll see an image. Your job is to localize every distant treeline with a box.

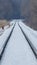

[0,0,30,20]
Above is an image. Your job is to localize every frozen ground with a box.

[0,20,37,65]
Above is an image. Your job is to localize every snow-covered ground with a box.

[0,22,15,55]
[0,21,37,65]
[0,20,15,36]
[0,28,4,36]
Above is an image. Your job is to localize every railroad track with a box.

[0,23,16,60]
[18,23,37,59]
[0,21,37,65]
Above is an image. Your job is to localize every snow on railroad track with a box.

[0,21,37,65]
[19,21,37,58]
